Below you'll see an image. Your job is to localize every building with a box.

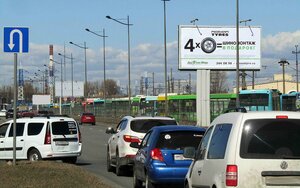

[233,73,299,94]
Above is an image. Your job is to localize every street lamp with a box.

[50,58,63,115]
[69,41,88,98]
[278,59,289,94]
[85,28,108,102]
[162,0,170,116]
[106,15,133,115]
[292,45,300,92]
[235,0,240,108]
[58,52,74,100]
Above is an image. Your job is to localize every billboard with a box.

[55,81,84,97]
[32,95,51,105]
[178,25,261,70]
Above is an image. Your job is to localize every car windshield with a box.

[156,131,203,150]
[130,119,177,133]
[240,118,300,159]
[83,113,93,116]
[52,121,78,135]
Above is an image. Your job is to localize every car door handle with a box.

[198,170,201,176]
[0,141,3,143]
[20,139,24,142]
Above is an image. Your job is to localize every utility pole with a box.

[292,45,300,92]
[189,73,191,94]
[152,72,155,96]
[278,59,289,94]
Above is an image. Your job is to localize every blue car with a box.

[132,125,206,188]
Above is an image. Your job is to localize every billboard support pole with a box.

[196,70,210,127]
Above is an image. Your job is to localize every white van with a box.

[0,116,82,163]
[185,111,300,188]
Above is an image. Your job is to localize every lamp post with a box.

[58,52,74,100]
[162,0,170,116]
[235,0,240,108]
[69,41,88,98]
[85,28,108,103]
[106,15,133,115]
[278,59,289,94]
[50,58,63,115]
[292,45,300,92]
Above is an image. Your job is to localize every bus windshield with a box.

[240,94,269,109]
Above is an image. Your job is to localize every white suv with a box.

[185,111,300,188]
[106,116,177,176]
[0,116,82,163]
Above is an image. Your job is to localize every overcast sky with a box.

[0,0,300,93]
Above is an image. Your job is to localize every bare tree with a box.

[100,79,120,98]
[210,71,228,93]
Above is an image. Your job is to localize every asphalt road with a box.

[77,123,133,188]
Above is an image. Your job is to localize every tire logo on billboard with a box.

[201,37,216,53]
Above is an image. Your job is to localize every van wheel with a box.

[28,149,42,161]
[62,157,77,164]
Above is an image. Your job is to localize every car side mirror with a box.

[130,142,140,149]
[183,147,196,159]
[105,127,115,134]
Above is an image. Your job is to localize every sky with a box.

[0,0,300,94]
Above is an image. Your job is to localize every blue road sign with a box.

[3,27,29,53]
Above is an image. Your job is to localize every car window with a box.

[207,124,232,159]
[140,131,152,148]
[0,124,9,138]
[130,119,177,133]
[156,131,203,150]
[83,113,93,116]
[8,123,25,137]
[116,119,127,132]
[240,119,300,159]
[196,126,213,160]
[52,121,77,135]
[28,123,45,136]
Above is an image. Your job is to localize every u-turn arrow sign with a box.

[4,27,29,53]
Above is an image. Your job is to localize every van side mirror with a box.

[105,127,115,134]
[183,147,196,159]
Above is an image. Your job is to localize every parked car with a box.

[0,109,7,117]
[6,109,22,119]
[106,116,178,176]
[132,125,206,188]
[80,112,96,125]
[0,116,82,163]
[20,110,35,117]
[184,110,300,188]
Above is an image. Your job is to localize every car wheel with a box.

[106,149,113,172]
[28,149,42,162]
[116,151,124,176]
[79,122,82,125]
[92,122,95,125]
[133,168,143,188]
[62,157,77,164]
[145,173,156,188]
[201,37,217,53]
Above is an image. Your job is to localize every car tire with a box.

[106,149,114,172]
[79,122,82,125]
[28,149,42,162]
[201,37,217,53]
[92,122,96,125]
[62,157,77,164]
[116,151,124,176]
[133,168,143,188]
[145,173,156,188]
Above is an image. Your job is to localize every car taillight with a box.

[151,148,164,162]
[44,123,51,144]
[226,165,238,186]
[78,130,82,143]
[123,135,140,143]
[276,115,288,119]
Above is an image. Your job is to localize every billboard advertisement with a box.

[55,81,84,97]
[178,25,261,70]
[32,95,51,105]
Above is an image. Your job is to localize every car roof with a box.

[4,116,76,123]
[150,125,206,132]
[123,116,176,121]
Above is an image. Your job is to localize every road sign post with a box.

[3,27,29,166]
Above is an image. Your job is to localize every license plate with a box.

[174,154,189,160]
[55,141,69,146]
[86,117,91,119]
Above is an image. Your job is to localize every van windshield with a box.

[240,119,300,159]
[52,121,77,135]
